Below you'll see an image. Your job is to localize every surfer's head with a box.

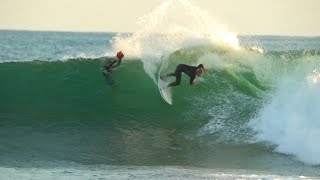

[197,64,206,77]
[196,68,202,77]
[117,51,124,59]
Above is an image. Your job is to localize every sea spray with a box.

[110,0,239,83]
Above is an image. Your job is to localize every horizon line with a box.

[0,28,319,38]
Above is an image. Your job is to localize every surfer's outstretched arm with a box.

[190,76,196,85]
[108,51,124,70]
[198,64,208,76]
[111,59,123,68]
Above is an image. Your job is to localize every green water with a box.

[0,48,319,176]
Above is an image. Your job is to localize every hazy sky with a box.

[0,0,319,36]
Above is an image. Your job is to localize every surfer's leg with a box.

[161,64,184,80]
[166,73,181,88]
[104,69,112,76]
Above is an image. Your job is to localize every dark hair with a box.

[197,64,204,69]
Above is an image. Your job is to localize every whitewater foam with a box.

[250,71,320,165]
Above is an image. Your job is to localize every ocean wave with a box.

[1,40,320,165]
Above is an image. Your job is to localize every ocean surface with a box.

[1,29,319,179]
[1,2,320,178]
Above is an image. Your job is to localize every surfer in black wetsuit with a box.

[160,64,208,90]
[103,51,124,78]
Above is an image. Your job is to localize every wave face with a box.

[1,44,320,168]
[1,1,320,176]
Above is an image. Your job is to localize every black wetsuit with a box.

[160,64,204,88]
[165,64,202,88]
[111,59,121,68]
[103,59,121,77]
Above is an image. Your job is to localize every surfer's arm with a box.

[199,64,208,76]
[111,60,121,68]
[190,77,196,85]
[107,60,117,69]
[104,61,112,69]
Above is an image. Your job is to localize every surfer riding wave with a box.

[160,64,208,90]
[103,51,124,78]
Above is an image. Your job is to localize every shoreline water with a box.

[0,165,318,180]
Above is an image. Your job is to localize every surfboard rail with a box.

[158,79,172,105]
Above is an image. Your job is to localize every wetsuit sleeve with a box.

[190,76,196,85]
[111,60,121,68]
[111,60,117,66]
[116,60,121,66]
[104,62,111,70]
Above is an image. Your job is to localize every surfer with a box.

[160,64,208,90]
[103,51,124,78]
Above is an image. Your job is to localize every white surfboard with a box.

[157,58,173,105]
[158,78,172,105]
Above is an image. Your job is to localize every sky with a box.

[0,0,319,36]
